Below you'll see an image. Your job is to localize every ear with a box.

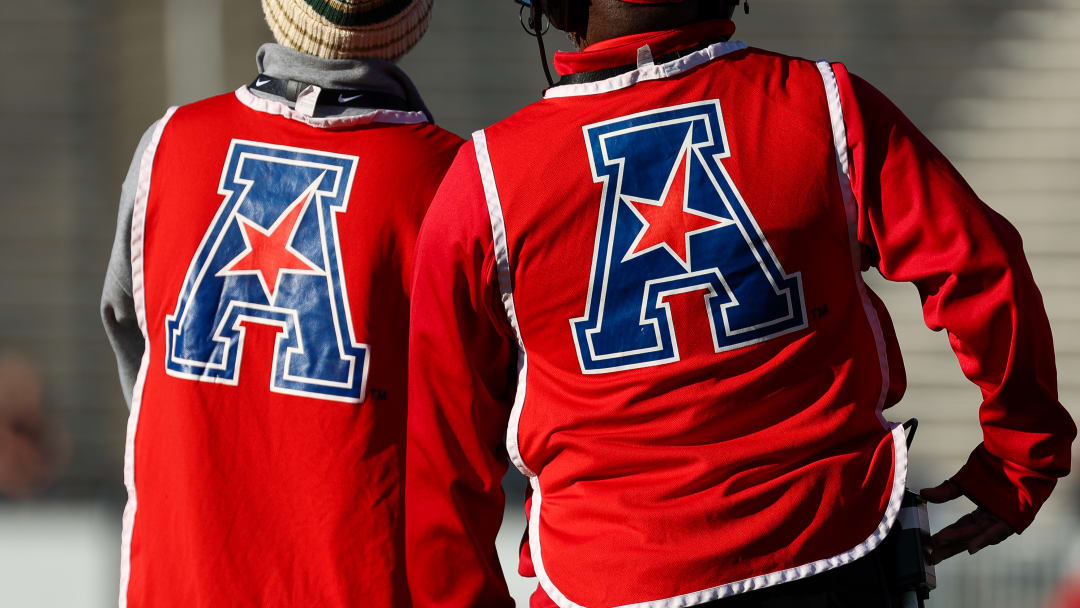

[545,0,589,39]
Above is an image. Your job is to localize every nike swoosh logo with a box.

[338,94,363,104]
[255,78,270,87]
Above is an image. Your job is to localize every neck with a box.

[580,0,729,48]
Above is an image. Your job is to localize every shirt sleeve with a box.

[832,63,1075,532]
[101,122,157,408]
[405,141,519,608]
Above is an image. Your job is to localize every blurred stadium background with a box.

[1,0,1078,606]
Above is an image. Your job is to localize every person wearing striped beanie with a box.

[261,0,434,61]
[102,1,462,606]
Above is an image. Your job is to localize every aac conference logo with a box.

[571,101,807,374]
[165,141,369,402]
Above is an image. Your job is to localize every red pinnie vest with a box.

[482,50,906,607]
[123,89,460,607]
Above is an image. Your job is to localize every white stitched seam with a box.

[815,60,893,426]
[472,130,535,479]
[119,106,177,608]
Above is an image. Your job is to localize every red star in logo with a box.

[218,178,324,301]
[623,132,730,270]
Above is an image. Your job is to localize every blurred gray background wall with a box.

[0,0,1077,606]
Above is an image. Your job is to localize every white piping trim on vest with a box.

[473,129,535,479]
[119,106,177,608]
[543,40,748,100]
[525,62,910,608]
[234,86,428,129]
[815,60,893,427]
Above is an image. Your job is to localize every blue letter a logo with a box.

[571,101,807,374]
[165,140,369,402]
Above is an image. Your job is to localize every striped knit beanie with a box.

[261,0,433,61]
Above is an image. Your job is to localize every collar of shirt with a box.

[251,43,432,120]
[552,19,737,77]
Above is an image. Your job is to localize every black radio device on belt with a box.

[882,490,937,607]
[881,419,936,607]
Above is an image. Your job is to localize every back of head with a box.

[539,0,738,47]
[261,0,433,61]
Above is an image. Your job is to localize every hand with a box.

[920,479,1015,565]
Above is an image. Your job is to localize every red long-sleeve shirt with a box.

[406,20,1074,608]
